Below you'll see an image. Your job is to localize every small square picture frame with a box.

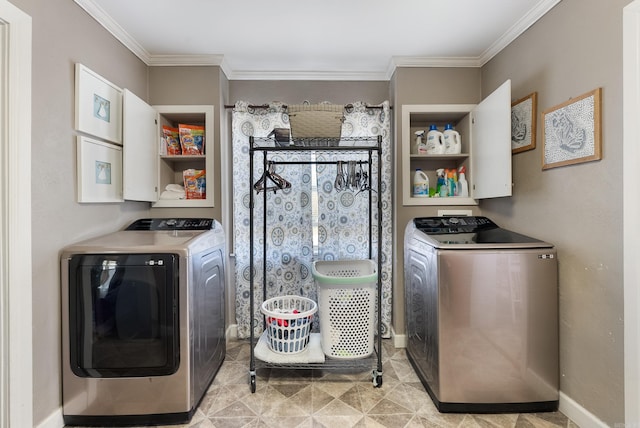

[77,135,123,203]
[74,63,123,144]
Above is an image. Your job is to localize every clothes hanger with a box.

[253,162,291,194]
[334,161,348,191]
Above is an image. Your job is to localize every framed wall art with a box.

[542,88,602,170]
[77,136,123,203]
[511,92,537,154]
[74,63,123,144]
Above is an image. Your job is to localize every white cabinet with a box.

[401,80,512,206]
[123,89,214,208]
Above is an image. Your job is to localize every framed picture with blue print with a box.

[76,136,123,203]
[74,63,123,144]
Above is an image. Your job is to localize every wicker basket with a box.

[288,103,344,145]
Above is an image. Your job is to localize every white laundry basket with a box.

[312,260,377,359]
[261,295,317,354]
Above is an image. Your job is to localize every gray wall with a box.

[390,67,482,335]
[229,80,389,107]
[480,0,628,424]
[218,72,232,329]
[8,0,151,425]
[148,66,224,222]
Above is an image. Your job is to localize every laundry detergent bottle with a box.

[412,169,429,197]
[426,125,445,154]
[443,124,461,154]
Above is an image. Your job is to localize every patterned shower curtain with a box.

[232,100,392,339]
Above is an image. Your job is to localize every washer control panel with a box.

[413,216,497,234]
[126,218,215,231]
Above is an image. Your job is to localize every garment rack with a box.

[247,135,384,392]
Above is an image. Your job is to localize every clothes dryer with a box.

[61,218,225,426]
[404,216,558,413]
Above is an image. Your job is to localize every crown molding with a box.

[479,0,563,65]
[392,56,483,69]
[74,0,151,64]
[225,69,390,81]
[75,0,562,80]
[146,54,225,67]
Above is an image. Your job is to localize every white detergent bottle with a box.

[412,169,429,197]
[415,130,428,154]
[426,125,445,154]
[443,124,461,154]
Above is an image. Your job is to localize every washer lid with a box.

[413,216,553,249]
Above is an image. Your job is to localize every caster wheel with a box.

[250,375,256,393]
[371,370,383,387]
[375,375,383,387]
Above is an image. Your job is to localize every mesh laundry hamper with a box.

[312,260,377,359]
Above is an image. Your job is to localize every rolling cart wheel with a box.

[250,374,256,393]
[371,370,383,388]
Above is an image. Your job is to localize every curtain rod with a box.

[224,103,389,110]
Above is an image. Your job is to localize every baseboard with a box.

[391,325,407,348]
[36,408,64,428]
[226,323,238,342]
[559,391,609,428]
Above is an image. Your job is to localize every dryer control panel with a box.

[126,218,215,231]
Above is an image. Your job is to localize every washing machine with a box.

[60,218,226,426]
[404,216,558,413]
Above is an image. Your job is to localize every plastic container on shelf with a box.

[412,169,429,197]
[261,295,317,354]
[312,260,377,360]
[457,166,469,197]
[415,130,428,154]
[443,124,461,154]
[426,125,445,154]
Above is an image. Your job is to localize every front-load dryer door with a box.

[68,253,179,378]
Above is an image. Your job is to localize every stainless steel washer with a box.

[60,218,225,426]
[404,216,558,413]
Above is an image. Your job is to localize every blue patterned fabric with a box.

[232,101,392,339]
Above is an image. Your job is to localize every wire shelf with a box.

[251,136,381,151]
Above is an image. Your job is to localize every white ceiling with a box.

[75,0,562,80]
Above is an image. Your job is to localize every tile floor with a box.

[161,338,577,428]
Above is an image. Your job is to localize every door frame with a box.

[623,1,640,426]
[0,2,32,427]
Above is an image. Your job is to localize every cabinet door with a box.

[471,79,512,199]
[123,89,158,202]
